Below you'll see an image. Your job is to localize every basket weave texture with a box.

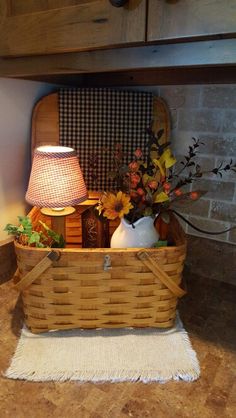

[14,209,187,334]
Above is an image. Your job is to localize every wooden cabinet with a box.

[0,0,236,85]
[148,0,236,42]
[0,0,236,58]
[0,0,146,57]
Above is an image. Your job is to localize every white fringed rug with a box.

[5,315,200,383]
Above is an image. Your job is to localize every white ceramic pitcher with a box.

[110,216,159,248]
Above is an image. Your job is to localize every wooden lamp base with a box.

[40,207,75,238]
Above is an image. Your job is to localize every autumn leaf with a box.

[159,148,177,169]
[153,159,165,176]
[154,191,170,203]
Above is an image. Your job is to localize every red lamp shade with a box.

[25,146,88,208]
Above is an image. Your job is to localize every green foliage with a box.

[4,216,34,241]
[39,221,65,248]
[4,216,65,248]
[153,240,168,248]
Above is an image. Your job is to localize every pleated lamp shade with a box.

[26,146,88,208]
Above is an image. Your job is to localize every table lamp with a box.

[25,145,88,239]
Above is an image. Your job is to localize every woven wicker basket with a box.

[14,208,187,334]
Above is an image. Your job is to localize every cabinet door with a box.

[148,0,236,42]
[0,0,146,57]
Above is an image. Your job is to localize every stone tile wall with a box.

[158,85,236,245]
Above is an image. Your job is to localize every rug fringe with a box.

[5,368,200,383]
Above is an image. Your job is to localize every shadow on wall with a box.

[0,78,58,241]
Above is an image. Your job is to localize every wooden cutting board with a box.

[30,91,171,247]
[31,91,171,160]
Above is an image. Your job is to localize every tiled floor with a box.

[0,271,236,418]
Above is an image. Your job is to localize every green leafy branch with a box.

[4,216,65,248]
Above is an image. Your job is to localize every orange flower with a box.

[190,191,199,200]
[130,173,140,188]
[174,189,183,196]
[129,161,139,172]
[148,180,158,190]
[134,148,142,158]
[102,191,133,220]
[163,182,171,192]
[137,188,145,196]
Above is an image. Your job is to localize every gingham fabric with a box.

[59,88,153,191]
[26,147,88,207]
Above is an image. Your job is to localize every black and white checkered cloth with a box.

[59,88,153,191]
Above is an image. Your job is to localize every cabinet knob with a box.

[109,0,128,7]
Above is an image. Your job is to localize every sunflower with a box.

[101,191,133,220]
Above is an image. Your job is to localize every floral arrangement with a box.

[96,125,235,229]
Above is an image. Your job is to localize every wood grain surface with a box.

[148,0,236,42]
[0,0,146,57]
